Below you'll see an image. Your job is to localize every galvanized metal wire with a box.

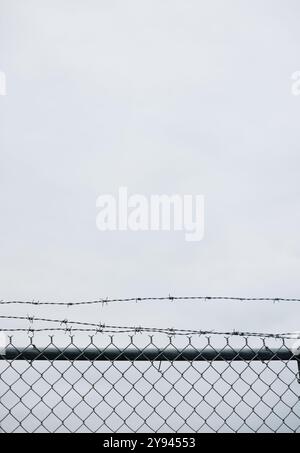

[0,295,299,306]
[0,334,300,433]
[0,315,299,339]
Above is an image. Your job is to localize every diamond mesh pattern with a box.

[0,335,300,433]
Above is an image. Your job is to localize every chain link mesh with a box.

[0,334,300,433]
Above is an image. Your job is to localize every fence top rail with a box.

[0,346,296,361]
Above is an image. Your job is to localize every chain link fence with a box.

[0,334,300,433]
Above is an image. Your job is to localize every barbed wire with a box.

[0,295,299,307]
[1,328,298,339]
[0,315,299,339]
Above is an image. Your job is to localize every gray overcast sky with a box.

[0,0,300,335]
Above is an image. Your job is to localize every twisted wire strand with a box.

[0,295,299,307]
[0,315,298,339]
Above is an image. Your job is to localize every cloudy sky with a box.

[0,0,300,335]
